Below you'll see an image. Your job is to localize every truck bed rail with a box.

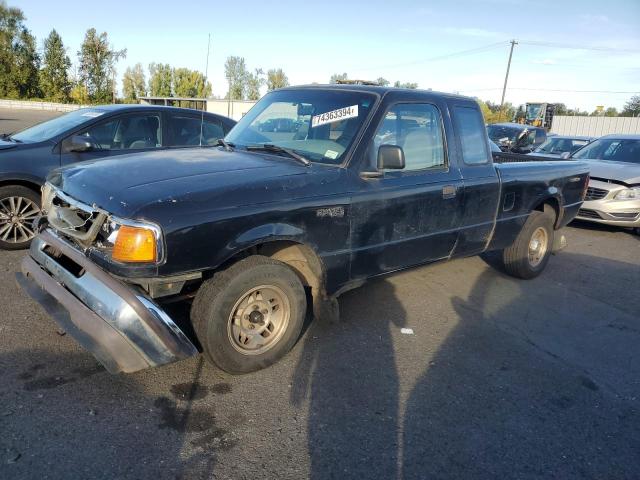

[493,152,573,163]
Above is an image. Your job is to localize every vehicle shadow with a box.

[1,348,225,480]
[290,278,407,479]
[402,253,640,478]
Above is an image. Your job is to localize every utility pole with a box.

[499,39,517,121]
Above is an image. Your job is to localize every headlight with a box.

[99,218,163,264]
[41,182,55,213]
[614,187,640,200]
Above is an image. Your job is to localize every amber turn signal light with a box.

[112,225,157,263]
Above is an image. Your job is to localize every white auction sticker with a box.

[311,105,358,128]
[324,149,339,160]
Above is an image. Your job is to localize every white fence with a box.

[0,99,89,112]
[551,115,640,136]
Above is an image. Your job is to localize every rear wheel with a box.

[0,185,41,250]
[192,256,307,374]
[500,209,555,279]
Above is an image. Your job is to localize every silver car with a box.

[571,134,640,231]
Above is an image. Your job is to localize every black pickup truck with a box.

[17,85,589,375]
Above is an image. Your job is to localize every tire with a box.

[0,185,41,250]
[500,209,555,279]
[192,255,307,374]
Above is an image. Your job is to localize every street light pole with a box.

[499,39,517,121]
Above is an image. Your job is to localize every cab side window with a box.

[453,106,489,165]
[375,103,446,171]
[75,114,162,150]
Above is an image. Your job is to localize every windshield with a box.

[572,138,640,163]
[226,89,377,165]
[11,108,106,143]
[486,125,523,144]
[535,137,590,155]
[526,104,543,122]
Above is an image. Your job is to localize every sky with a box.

[18,0,640,112]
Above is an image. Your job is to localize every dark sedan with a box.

[487,122,547,154]
[0,105,235,249]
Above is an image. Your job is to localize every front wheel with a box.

[192,256,307,374]
[0,185,41,250]
[499,209,555,279]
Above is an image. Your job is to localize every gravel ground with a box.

[0,110,639,479]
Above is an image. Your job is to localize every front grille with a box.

[577,209,602,220]
[584,187,608,201]
[609,212,640,220]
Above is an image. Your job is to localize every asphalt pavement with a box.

[0,110,639,479]
[0,108,61,134]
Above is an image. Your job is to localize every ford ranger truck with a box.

[17,85,590,375]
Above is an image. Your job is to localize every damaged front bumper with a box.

[16,230,198,374]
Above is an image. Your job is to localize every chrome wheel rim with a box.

[0,196,40,244]
[528,227,549,267]
[227,285,290,356]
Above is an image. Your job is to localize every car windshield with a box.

[225,89,377,165]
[572,138,640,163]
[11,108,106,143]
[486,125,523,144]
[535,137,589,154]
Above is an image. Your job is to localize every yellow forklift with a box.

[520,102,556,130]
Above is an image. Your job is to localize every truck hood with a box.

[584,160,640,185]
[49,148,322,218]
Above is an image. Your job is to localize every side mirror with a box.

[67,135,94,153]
[377,145,405,170]
[560,152,571,160]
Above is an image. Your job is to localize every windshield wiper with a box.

[216,138,234,151]
[245,143,311,167]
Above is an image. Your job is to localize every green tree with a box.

[77,28,126,103]
[245,68,264,101]
[621,95,640,117]
[266,68,289,91]
[376,77,390,87]
[225,56,247,100]
[122,63,146,102]
[554,103,567,115]
[330,72,348,84]
[39,29,71,102]
[604,107,618,117]
[172,67,211,98]
[148,63,172,97]
[0,4,40,98]
[393,81,418,89]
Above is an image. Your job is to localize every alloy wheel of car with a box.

[0,195,40,245]
[528,226,549,267]
[227,284,291,356]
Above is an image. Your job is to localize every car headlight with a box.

[99,218,163,264]
[614,187,640,200]
[41,182,55,213]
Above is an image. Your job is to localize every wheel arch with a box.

[532,194,561,229]
[0,178,42,195]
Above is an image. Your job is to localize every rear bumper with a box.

[17,230,198,373]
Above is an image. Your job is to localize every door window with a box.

[73,113,162,151]
[169,115,226,146]
[453,106,489,164]
[375,103,446,171]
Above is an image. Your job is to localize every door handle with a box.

[442,185,457,199]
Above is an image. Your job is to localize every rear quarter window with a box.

[453,106,489,165]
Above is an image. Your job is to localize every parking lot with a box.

[1,110,639,480]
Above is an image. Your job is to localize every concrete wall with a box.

[0,99,88,112]
[206,99,256,121]
[551,115,640,136]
